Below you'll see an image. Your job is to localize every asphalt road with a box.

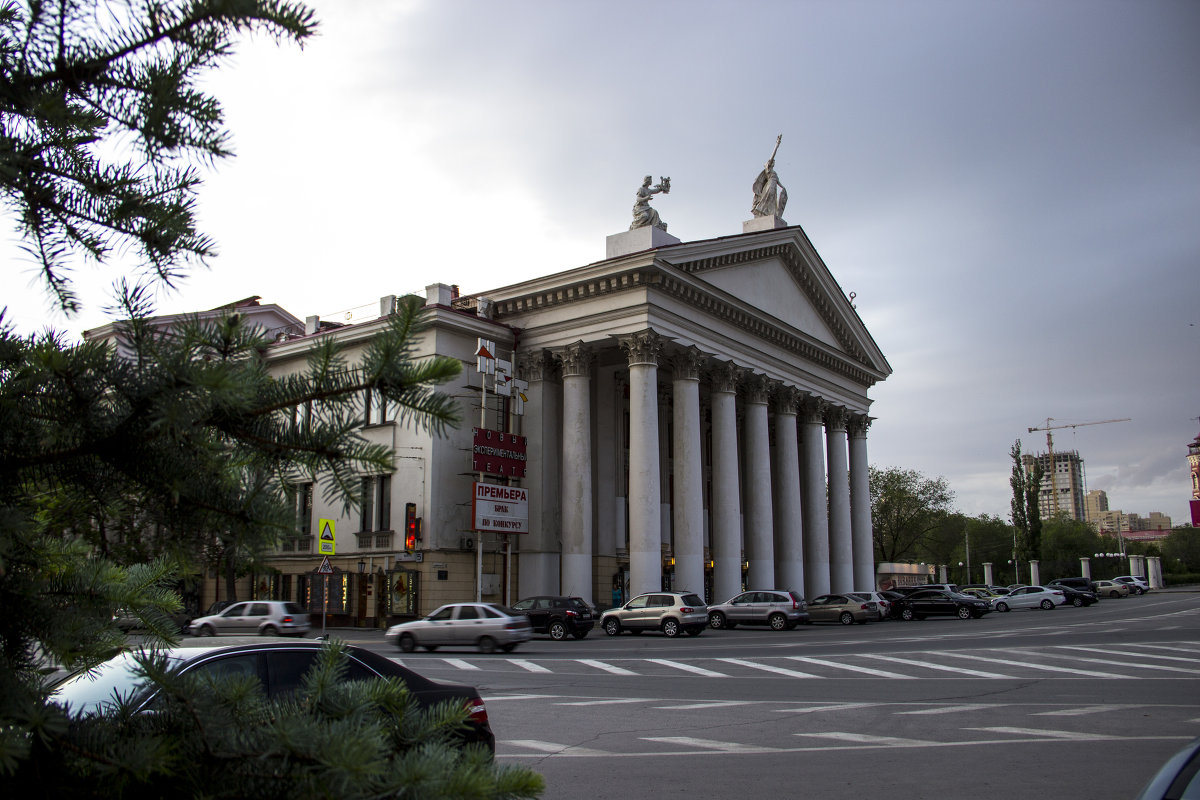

[344,591,1200,800]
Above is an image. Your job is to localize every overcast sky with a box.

[4,0,1198,525]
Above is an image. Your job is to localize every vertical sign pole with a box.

[322,574,328,638]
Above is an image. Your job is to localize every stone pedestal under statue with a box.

[743,215,788,233]
[607,226,682,259]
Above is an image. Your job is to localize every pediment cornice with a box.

[485,258,885,388]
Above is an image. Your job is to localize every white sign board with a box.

[472,482,529,533]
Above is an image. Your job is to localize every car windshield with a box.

[51,651,183,715]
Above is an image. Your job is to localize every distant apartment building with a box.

[1023,450,1086,520]
[1189,428,1200,526]
[1084,489,1109,523]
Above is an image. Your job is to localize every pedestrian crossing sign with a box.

[318,518,335,554]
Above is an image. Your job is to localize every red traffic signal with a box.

[405,503,417,551]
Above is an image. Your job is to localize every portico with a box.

[468,222,890,606]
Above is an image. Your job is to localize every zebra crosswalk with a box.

[393,641,1200,681]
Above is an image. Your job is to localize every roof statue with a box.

[630,175,671,231]
[751,134,787,219]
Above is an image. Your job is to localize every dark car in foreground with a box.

[1133,736,1200,799]
[50,641,495,753]
[895,589,992,620]
[511,595,595,640]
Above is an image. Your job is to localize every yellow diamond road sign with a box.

[318,518,335,555]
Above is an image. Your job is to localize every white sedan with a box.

[992,585,1067,612]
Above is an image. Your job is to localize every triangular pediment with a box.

[696,255,842,349]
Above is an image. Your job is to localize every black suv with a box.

[1048,577,1097,593]
[511,595,595,640]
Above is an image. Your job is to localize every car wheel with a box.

[708,611,727,630]
[1110,590,1120,598]
[839,612,854,625]
[201,624,217,637]
[398,633,416,653]
[1072,597,1084,607]
[662,618,681,637]
[1135,587,1145,595]
[261,625,280,636]
[604,618,621,636]
[996,601,1010,612]
[501,644,517,653]
[900,607,915,621]
[478,636,497,654]
[1040,599,1054,610]
[768,613,788,631]
[573,631,589,640]
[548,621,567,641]
[956,606,971,620]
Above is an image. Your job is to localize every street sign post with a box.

[316,556,333,638]
[318,518,335,555]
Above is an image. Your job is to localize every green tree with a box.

[1038,516,1102,580]
[1,0,317,313]
[0,2,543,796]
[965,513,1019,585]
[869,465,955,562]
[1009,440,1044,572]
[1161,526,1200,573]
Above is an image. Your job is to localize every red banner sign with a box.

[472,427,527,477]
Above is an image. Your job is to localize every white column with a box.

[848,415,875,591]
[771,387,804,594]
[983,562,994,585]
[710,362,743,603]
[560,341,594,599]
[1080,556,1092,580]
[742,374,774,589]
[1029,560,1041,585]
[826,406,853,593]
[800,395,830,598]
[671,347,706,598]
[517,350,561,596]
[621,331,663,598]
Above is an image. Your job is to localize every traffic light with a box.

[405,502,417,551]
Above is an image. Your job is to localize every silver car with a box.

[601,591,708,637]
[188,600,310,637]
[707,590,808,630]
[385,602,533,654]
[991,585,1067,611]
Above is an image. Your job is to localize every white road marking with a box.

[775,703,873,714]
[967,726,1120,740]
[641,736,781,752]
[1037,651,1200,676]
[859,653,1014,679]
[1033,705,1130,716]
[555,698,645,706]
[716,658,820,678]
[485,694,558,701]
[645,658,730,678]
[944,651,1132,679]
[655,701,754,710]
[576,659,639,675]
[507,659,553,673]
[507,739,608,756]
[795,732,938,746]
[786,656,913,679]
[1057,645,1200,666]
[442,658,479,670]
[895,704,997,715]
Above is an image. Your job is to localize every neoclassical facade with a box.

[467,220,891,606]
[105,213,890,621]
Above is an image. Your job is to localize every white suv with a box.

[1112,575,1150,595]
[601,591,708,637]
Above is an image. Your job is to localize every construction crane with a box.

[1026,418,1131,517]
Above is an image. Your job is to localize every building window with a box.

[363,389,391,426]
[359,475,392,534]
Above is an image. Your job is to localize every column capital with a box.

[846,413,873,438]
[823,404,848,432]
[618,329,664,367]
[740,373,772,405]
[518,348,561,383]
[798,393,826,424]
[561,340,595,378]
[668,345,705,381]
[708,360,742,394]
[771,385,801,415]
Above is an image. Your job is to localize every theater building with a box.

[95,208,892,624]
